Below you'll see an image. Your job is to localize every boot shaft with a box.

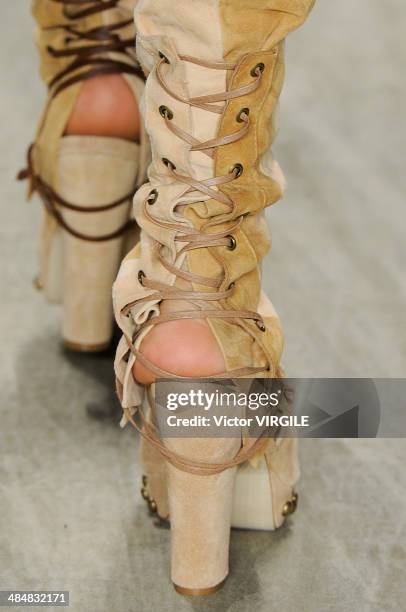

[120,0,314,376]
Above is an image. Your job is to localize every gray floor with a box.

[1,1,405,611]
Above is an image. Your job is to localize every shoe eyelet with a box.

[256,319,266,332]
[236,107,249,123]
[230,163,244,178]
[227,235,237,251]
[147,189,158,205]
[159,105,173,120]
[158,51,170,63]
[138,270,146,285]
[162,157,176,171]
[250,62,265,77]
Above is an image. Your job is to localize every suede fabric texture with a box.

[58,135,141,348]
[112,0,314,587]
[140,412,170,520]
[141,424,298,532]
[113,0,315,407]
[30,0,149,291]
[164,436,240,590]
[266,437,300,528]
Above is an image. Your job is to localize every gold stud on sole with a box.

[282,491,299,517]
[33,275,43,291]
[140,475,158,514]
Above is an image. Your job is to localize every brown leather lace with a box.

[122,53,271,378]
[119,383,281,477]
[18,144,136,241]
[18,0,144,242]
[46,0,144,99]
[118,53,280,473]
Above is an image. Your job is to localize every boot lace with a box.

[47,0,143,98]
[122,53,274,379]
[18,0,144,242]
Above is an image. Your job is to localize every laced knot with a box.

[126,53,271,379]
[46,0,144,98]
[17,0,145,241]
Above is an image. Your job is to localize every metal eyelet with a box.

[158,51,170,63]
[230,163,244,178]
[147,189,158,205]
[250,62,265,77]
[236,107,249,123]
[162,157,176,170]
[227,235,237,251]
[138,270,146,285]
[159,105,173,120]
[256,319,266,332]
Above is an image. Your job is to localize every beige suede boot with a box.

[114,0,315,594]
[19,0,150,351]
[140,432,299,531]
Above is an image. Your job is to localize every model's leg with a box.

[129,0,315,384]
[113,0,314,592]
[22,0,149,351]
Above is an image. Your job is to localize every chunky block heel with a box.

[112,0,315,592]
[56,136,140,351]
[165,436,240,594]
[141,435,300,534]
[19,0,149,351]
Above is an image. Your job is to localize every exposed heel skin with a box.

[138,295,299,534]
[56,136,140,351]
[19,0,149,352]
[112,0,315,593]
